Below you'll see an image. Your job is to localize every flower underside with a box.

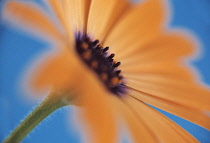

[75,32,127,96]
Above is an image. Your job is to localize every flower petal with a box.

[128,89,210,130]
[77,71,118,143]
[124,96,199,143]
[62,0,91,32]
[3,1,64,42]
[104,0,167,57]
[45,0,74,43]
[126,71,210,111]
[47,0,67,29]
[87,0,130,41]
[112,97,158,143]
[120,31,210,127]
[124,62,193,80]
[118,32,194,66]
[29,48,84,92]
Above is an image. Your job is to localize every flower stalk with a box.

[3,90,73,143]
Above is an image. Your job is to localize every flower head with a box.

[3,0,210,142]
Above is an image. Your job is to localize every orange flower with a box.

[3,0,210,142]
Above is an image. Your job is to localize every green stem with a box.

[3,90,72,143]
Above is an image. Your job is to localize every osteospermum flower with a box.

[3,0,210,142]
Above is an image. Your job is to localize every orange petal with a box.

[46,0,75,44]
[62,0,91,32]
[77,70,118,143]
[126,70,210,111]
[87,0,130,41]
[112,97,158,143]
[3,1,64,42]
[119,31,195,67]
[128,89,210,130]
[30,48,84,92]
[124,96,199,143]
[124,62,194,81]
[47,0,66,29]
[104,0,167,58]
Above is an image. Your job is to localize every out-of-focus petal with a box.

[87,0,130,41]
[30,47,85,93]
[77,71,118,143]
[47,0,67,29]
[3,1,64,43]
[46,0,75,44]
[124,96,199,143]
[104,0,167,58]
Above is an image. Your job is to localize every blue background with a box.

[0,0,210,142]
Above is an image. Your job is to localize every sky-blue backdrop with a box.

[0,0,210,143]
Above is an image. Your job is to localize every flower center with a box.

[75,33,126,96]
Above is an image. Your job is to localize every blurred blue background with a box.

[0,0,210,143]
